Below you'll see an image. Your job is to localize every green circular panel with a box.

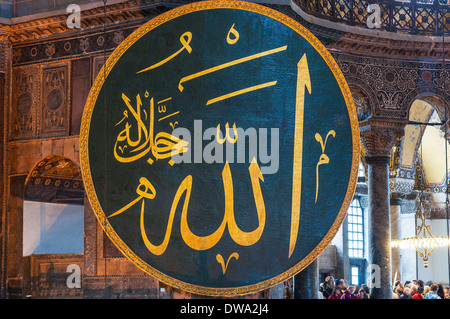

[80,1,359,296]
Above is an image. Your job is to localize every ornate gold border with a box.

[80,0,360,297]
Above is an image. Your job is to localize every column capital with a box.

[359,195,369,209]
[390,197,403,206]
[359,120,406,159]
[442,127,450,142]
[389,177,415,199]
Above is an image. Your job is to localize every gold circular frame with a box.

[80,0,360,296]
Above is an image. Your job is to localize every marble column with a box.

[293,259,319,299]
[268,283,284,299]
[360,120,405,299]
[389,177,414,285]
[390,196,402,284]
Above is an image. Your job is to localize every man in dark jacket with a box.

[320,276,334,299]
[335,278,346,294]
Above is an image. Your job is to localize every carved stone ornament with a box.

[333,52,450,121]
[360,120,406,158]
[11,66,39,139]
[41,64,69,137]
[389,177,415,198]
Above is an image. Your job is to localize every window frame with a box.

[347,198,364,259]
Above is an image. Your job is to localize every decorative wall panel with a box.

[23,253,83,298]
[333,52,450,120]
[10,66,39,140]
[41,64,70,137]
[0,42,6,72]
[92,55,109,82]
[12,26,137,67]
[71,58,91,136]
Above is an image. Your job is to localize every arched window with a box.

[23,155,84,256]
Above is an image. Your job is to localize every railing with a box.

[293,0,450,35]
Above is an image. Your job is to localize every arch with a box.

[349,85,372,121]
[348,81,378,121]
[24,155,84,205]
[23,155,85,256]
[399,96,450,194]
[404,93,449,124]
[417,95,449,124]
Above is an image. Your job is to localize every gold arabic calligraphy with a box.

[109,159,266,256]
[111,27,337,271]
[315,130,336,203]
[114,93,188,166]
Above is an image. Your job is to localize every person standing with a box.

[410,285,424,299]
[403,287,412,299]
[424,284,441,299]
[396,286,410,299]
[341,286,356,299]
[437,284,445,299]
[328,287,342,299]
[321,276,335,299]
[417,280,424,294]
[444,286,449,299]
[335,278,346,294]
[356,288,369,299]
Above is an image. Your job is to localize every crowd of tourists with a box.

[319,276,450,299]
[392,279,449,299]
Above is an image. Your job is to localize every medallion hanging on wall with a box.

[80,1,359,296]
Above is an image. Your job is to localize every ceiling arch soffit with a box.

[419,112,449,193]
[24,155,84,205]
[395,98,450,194]
[349,84,374,122]
[416,95,449,125]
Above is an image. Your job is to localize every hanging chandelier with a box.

[391,193,450,268]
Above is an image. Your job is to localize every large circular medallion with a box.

[80,1,359,296]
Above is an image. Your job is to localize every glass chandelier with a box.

[391,193,450,268]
